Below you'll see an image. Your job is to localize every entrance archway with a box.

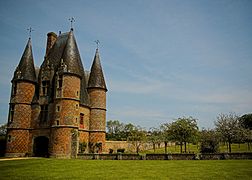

[33,136,49,157]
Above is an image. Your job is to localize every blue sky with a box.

[0,0,251,129]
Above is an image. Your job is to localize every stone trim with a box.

[54,97,81,102]
[88,130,106,133]
[51,125,79,129]
[9,102,31,106]
[90,107,107,111]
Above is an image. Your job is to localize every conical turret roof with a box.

[13,38,36,83]
[61,30,83,77]
[88,48,107,91]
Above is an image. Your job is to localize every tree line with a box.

[0,112,251,154]
[106,113,252,153]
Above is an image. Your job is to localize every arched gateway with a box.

[33,136,49,157]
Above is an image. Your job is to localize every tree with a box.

[243,129,252,151]
[0,124,7,157]
[148,128,162,152]
[239,114,252,130]
[239,114,252,150]
[160,124,172,154]
[106,120,125,140]
[127,126,147,154]
[215,113,240,153]
[0,124,7,136]
[122,123,135,141]
[166,117,199,153]
[200,129,220,153]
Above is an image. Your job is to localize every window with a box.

[76,104,78,109]
[80,113,84,128]
[56,120,59,125]
[12,82,17,96]
[56,105,60,112]
[76,91,79,97]
[8,135,11,142]
[9,104,15,123]
[57,75,63,88]
[40,105,48,122]
[42,80,50,96]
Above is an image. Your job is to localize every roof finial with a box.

[94,40,100,49]
[68,17,75,30]
[27,27,34,39]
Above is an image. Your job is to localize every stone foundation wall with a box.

[77,152,252,160]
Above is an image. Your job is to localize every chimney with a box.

[46,32,57,56]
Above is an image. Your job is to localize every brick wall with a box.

[79,106,90,130]
[6,82,35,157]
[5,130,29,156]
[88,89,106,109]
[62,76,80,99]
[14,82,35,103]
[49,127,73,158]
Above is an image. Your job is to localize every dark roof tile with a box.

[13,38,36,83]
[88,49,107,91]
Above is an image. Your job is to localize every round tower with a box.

[49,30,83,158]
[5,38,37,157]
[88,48,107,153]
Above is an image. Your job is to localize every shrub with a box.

[117,148,125,153]
[79,142,87,153]
[0,135,6,157]
[200,129,219,153]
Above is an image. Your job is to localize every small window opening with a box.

[10,104,15,123]
[57,75,63,88]
[80,113,84,126]
[42,80,50,96]
[57,105,60,112]
[40,105,48,122]
[56,120,59,125]
[8,135,11,142]
[12,82,17,96]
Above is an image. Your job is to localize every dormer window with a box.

[42,80,50,96]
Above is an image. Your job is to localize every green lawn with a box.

[143,143,252,154]
[0,159,252,179]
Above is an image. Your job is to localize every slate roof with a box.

[39,29,90,106]
[88,49,107,91]
[12,38,37,83]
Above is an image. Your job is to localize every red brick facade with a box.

[6,30,107,158]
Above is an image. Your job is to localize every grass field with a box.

[0,159,252,179]
[142,143,251,154]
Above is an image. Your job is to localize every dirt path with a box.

[0,157,39,161]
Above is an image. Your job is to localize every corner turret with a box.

[12,38,37,84]
[88,48,107,91]
[88,48,107,153]
[6,38,37,157]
